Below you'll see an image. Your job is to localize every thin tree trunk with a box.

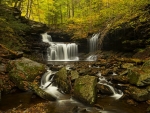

[60,5,63,24]
[37,0,41,22]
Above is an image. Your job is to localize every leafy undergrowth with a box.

[0,5,30,51]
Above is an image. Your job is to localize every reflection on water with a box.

[0,90,148,113]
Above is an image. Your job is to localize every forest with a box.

[0,0,149,39]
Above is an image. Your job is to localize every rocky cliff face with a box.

[100,4,150,56]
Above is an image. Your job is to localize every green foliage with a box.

[1,0,149,39]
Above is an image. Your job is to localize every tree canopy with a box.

[0,0,149,39]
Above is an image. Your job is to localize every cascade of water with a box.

[40,70,64,99]
[41,32,52,43]
[97,72,123,99]
[89,33,100,53]
[41,33,79,61]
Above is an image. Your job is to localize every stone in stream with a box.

[54,67,70,93]
[73,75,97,105]
[128,86,150,101]
[7,57,56,101]
[127,60,150,86]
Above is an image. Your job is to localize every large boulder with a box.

[7,57,46,90]
[97,84,114,95]
[6,57,56,100]
[127,60,150,86]
[54,67,70,93]
[73,75,97,105]
[128,86,150,101]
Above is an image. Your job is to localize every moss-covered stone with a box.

[73,75,97,105]
[54,67,70,93]
[7,57,46,91]
[127,60,150,86]
[70,70,79,80]
[128,86,150,101]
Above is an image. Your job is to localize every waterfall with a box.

[41,33,79,61]
[85,33,100,61]
[97,72,123,99]
[42,32,52,43]
[89,33,100,53]
[40,70,64,99]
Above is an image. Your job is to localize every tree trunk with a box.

[25,0,33,19]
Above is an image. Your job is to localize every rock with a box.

[121,63,134,69]
[0,79,2,101]
[127,60,150,86]
[54,67,70,93]
[127,67,150,86]
[126,99,138,106]
[128,86,150,101]
[7,57,46,91]
[94,104,104,110]
[111,75,129,84]
[97,84,114,95]
[31,83,56,101]
[6,57,56,100]
[70,70,79,80]
[0,63,7,74]
[142,60,150,73]
[73,75,97,105]
[77,68,91,75]
[147,106,150,113]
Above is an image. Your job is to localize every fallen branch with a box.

[0,43,23,59]
[0,44,17,55]
[114,57,145,65]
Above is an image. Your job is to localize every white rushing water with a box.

[89,33,100,53]
[40,70,64,99]
[97,72,123,99]
[41,33,79,61]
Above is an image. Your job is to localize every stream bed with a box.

[0,91,148,113]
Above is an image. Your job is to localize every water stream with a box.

[38,33,147,113]
[97,72,123,100]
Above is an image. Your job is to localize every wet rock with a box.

[77,68,91,75]
[7,57,46,91]
[111,75,129,84]
[72,105,79,113]
[54,67,70,93]
[142,60,150,73]
[0,63,7,74]
[147,106,150,113]
[73,75,97,105]
[127,60,150,86]
[127,67,150,86]
[97,84,114,95]
[94,104,104,110]
[126,99,138,106]
[121,63,134,69]
[70,70,79,80]
[128,86,150,101]
[31,83,56,101]
[0,79,2,100]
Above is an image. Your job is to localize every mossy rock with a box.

[70,70,79,80]
[127,60,150,86]
[7,57,46,91]
[128,86,150,101]
[54,67,70,93]
[73,75,97,105]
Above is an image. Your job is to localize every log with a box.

[0,44,23,59]
[114,57,144,65]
